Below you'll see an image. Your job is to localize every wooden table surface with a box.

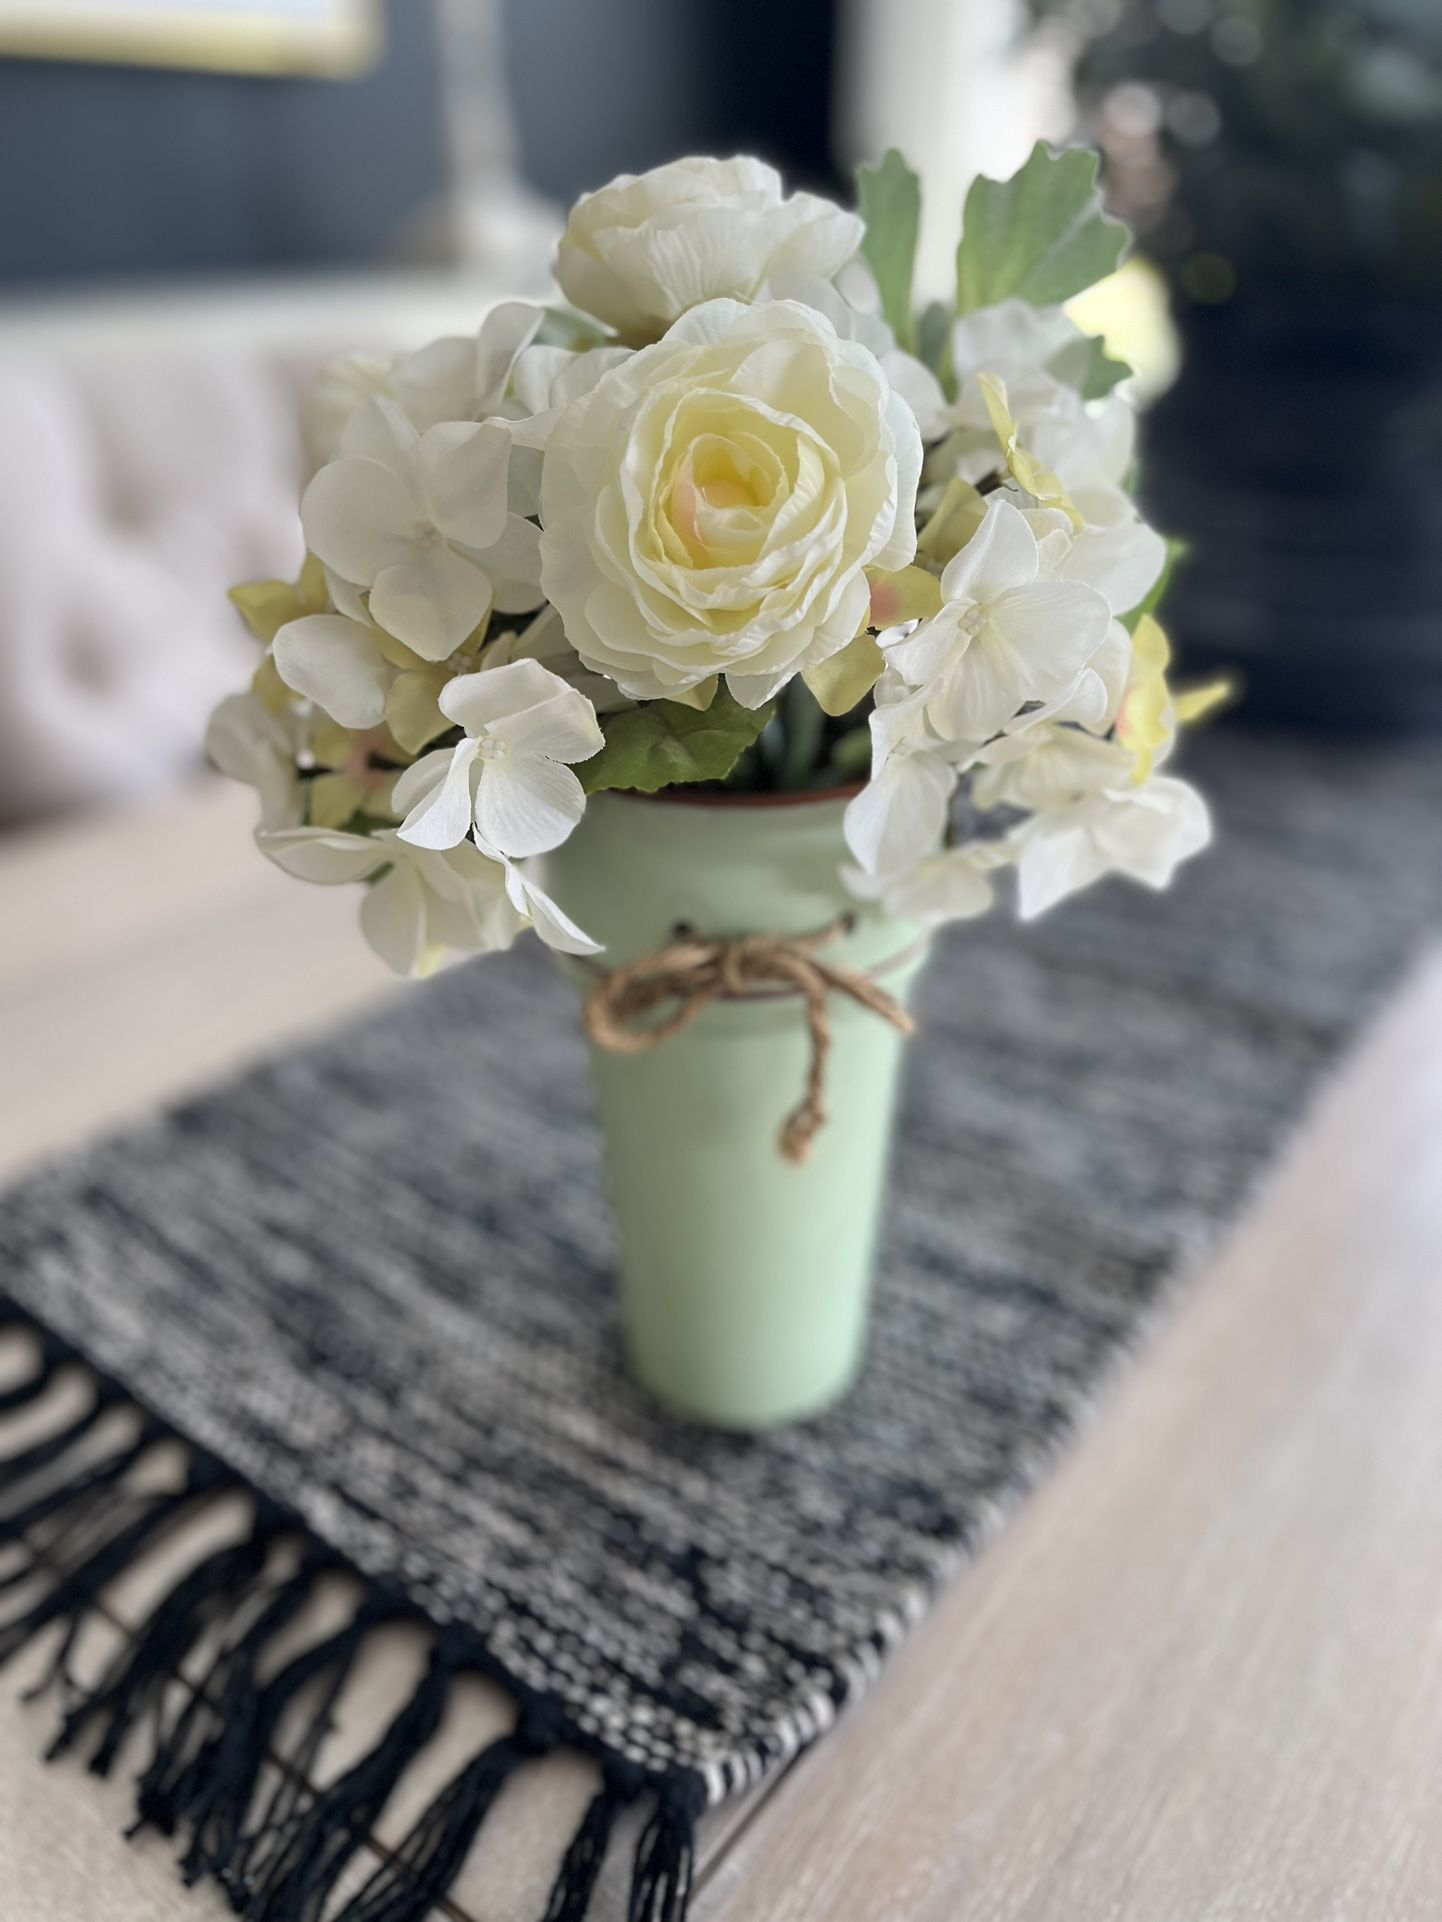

[2,776,1441,1922]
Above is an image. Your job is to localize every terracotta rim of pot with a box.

[618,781,864,810]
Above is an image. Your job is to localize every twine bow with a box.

[582,916,917,1165]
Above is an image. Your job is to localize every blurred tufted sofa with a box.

[0,275,518,826]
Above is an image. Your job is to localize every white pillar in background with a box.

[835,0,1070,301]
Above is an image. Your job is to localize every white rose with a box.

[555,156,863,341]
[760,270,950,439]
[538,299,921,709]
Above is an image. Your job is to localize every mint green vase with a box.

[540,790,929,1432]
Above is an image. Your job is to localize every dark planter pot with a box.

[1141,294,1442,735]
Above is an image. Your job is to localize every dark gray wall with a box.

[501,0,843,206]
[0,1,448,289]
[0,0,844,291]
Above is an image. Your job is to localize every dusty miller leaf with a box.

[828,726,873,780]
[956,142,1128,316]
[915,300,953,378]
[857,149,922,350]
[1072,333,1133,400]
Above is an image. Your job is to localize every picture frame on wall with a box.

[0,0,380,77]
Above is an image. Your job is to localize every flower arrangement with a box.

[211,144,1225,977]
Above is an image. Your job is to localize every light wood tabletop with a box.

[2,775,1441,1922]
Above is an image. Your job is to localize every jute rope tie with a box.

[582,914,917,1165]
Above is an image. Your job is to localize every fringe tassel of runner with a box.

[0,1336,705,1922]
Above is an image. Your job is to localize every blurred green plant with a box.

[1027,0,1442,296]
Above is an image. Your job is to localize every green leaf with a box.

[955,142,1128,316]
[535,305,610,350]
[827,726,873,780]
[779,679,826,790]
[915,300,952,376]
[1072,333,1132,401]
[722,744,763,792]
[756,710,786,787]
[857,149,922,350]
[577,686,775,795]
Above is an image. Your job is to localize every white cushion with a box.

[0,274,524,823]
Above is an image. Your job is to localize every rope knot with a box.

[581,915,917,1164]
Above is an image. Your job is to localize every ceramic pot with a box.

[541,788,928,1431]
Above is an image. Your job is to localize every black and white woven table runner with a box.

[1,733,1439,1922]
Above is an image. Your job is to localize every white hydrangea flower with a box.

[507,343,637,455]
[845,837,1012,929]
[392,657,603,859]
[882,498,1112,745]
[842,678,960,878]
[948,299,1095,394]
[257,824,598,974]
[304,301,544,464]
[479,604,633,716]
[497,852,606,957]
[301,398,543,664]
[205,692,305,830]
[555,156,863,340]
[1012,775,1212,919]
[972,721,1134,812]
[538,298,921,709]
[268,583,496,759]
[270,606,398,731]
[1020,379,1135,523]
[1026,505,1164,622]
[1004,504,1162,735]
[931,367,1134,520]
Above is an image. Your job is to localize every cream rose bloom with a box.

[537,299,922,708]
[555,156,864,341]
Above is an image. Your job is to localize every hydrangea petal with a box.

[272,615,388,727]
[939,497,1038,604]
[369,548,493,663]
[474,755,585,859]
[395,740,481,850]
[1059,520,1166,617]
[256,827,384,885]
[359,861,427,974]
[439,659,578,740]
[843,752,954,877]
[301,458,419,585]
[419,420,511,552]
[502,860,602,956]
[476,516,546,614]
[474,300,545,401]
